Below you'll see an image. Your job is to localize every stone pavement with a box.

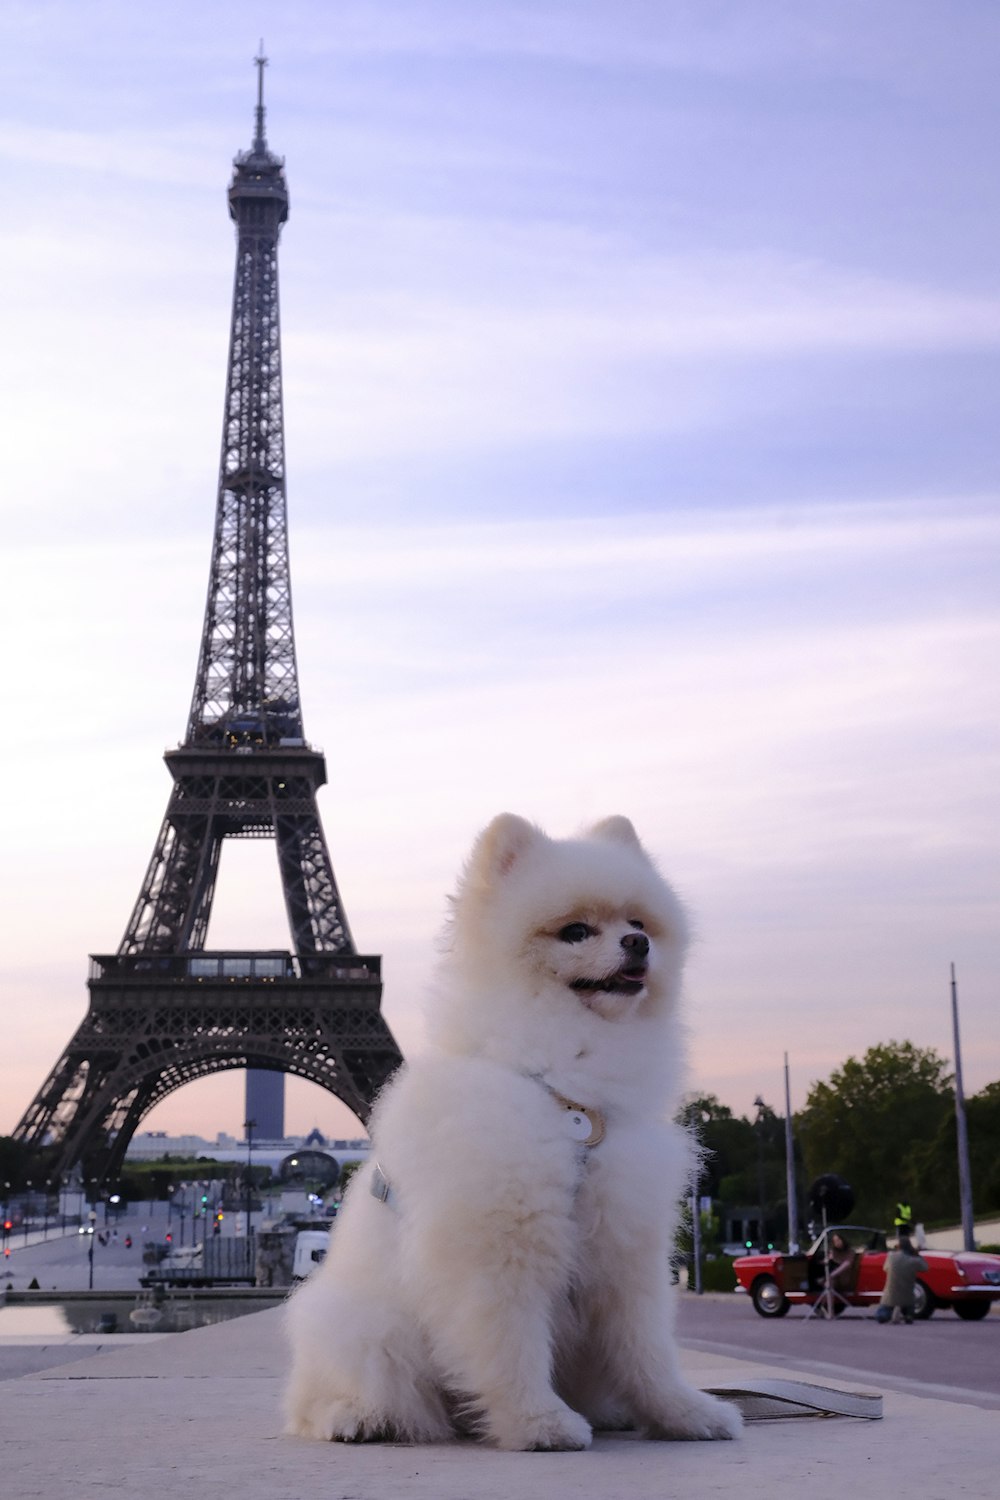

[4,1304,999,1500]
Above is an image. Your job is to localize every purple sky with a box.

[3,1,998,1141]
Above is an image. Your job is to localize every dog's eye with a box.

[558,922,595,944]
[628,919,645,931]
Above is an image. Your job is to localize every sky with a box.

[2,1,999,1146]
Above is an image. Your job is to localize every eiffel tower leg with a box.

[13,1033,123,1183]
[119,806,221,955]
[275,810,354,954]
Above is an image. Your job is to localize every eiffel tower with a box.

[14,55,403,1185]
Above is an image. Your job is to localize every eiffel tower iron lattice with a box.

[14,56,403,1184]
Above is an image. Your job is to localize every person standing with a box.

[876,1233,928,1324]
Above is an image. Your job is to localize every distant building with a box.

[124,1129,370,1173]
[245,1071,285,1140]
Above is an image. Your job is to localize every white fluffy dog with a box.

[284,814,741,1451]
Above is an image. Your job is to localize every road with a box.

[3,1214,999,1409]
[676,1290,1000,1411]
[1,1198,258,1293]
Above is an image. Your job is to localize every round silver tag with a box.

[566,1109,592,1141]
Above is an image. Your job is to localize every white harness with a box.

[371,1084,605,1210]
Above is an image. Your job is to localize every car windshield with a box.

[807,1226,887,1256]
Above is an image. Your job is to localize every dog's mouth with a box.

[570,964,648,999]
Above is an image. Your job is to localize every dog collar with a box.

[548,1089,606,1147]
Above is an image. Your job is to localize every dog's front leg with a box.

[593,1260,741,1441]
[409,1191,592,1451]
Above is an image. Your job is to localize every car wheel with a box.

[751,1276,790,1318]
[912,1280,935,1320]
[953,1298,992,1321]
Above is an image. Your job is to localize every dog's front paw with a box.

[287,1396,391,1444]
[492,1402,593,1452]
[644,1387,742,1442]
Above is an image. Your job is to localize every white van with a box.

[292,1230,330,1280]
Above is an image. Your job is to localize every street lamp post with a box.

[244,1118,257,1241]
[87,1210,97,1288]
[783,1055,800,1254]
[753,1097,767,1250]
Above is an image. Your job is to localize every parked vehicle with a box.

[733,1225,1000,1320]
[292,1230,329,1280]
[142,1228,331,1287]
[141,1237,255,1287]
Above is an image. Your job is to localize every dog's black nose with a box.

[621,931,649,957]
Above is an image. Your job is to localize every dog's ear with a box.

[588,815,642,850]
[470,813,542,883]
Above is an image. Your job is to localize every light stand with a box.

[807,1205,837,1319]
[804,1172,855,1320]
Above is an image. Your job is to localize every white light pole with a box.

[950,964,975,1251]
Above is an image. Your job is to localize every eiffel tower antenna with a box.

[253,42,268,152]
[14,58,403,1185]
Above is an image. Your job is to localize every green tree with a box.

[958,1082,1000,1216]
[337,1159,364,1195]
[798,1041,953,1224]
[678,1095,748,1199]
[678,1094,791,1244]
[935,1080,1000,1218]
[0,1137,36,1193]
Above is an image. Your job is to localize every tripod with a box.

[806,1210,852,1320]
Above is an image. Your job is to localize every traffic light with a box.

[165,1232,173,1243]
[201,1194,208,1206]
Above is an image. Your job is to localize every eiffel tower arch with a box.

[14,56,403,1185]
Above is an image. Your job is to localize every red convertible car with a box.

[733,1225,1000,1320]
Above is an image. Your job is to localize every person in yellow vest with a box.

[893,1202,912,1232]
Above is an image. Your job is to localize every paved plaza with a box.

[3,1222,999,1499]
[5,1301,1000,1500]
